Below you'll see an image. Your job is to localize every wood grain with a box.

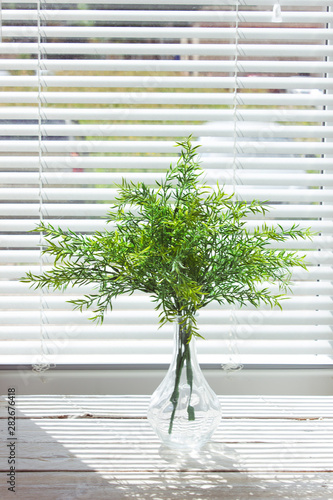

[1,395,333,418]
[2,472,333,500]
[1,395,333,499]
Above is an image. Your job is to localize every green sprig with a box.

[21,136,313,341]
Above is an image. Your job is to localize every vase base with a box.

[150,421,220,452]
[162,440,206,451]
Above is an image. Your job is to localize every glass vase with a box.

[147,316,221,451]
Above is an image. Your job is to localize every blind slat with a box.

[2,59,333,74]
[0,141,331,158]
[1,171,332,186]
[1,188,332,203]
[2,43,333,57]
[1,204,333,218]
[1,106,333,122]
[1,157,333,171]
[1,325,332,341]
[1,309,332,325]
[3,27,332,40]
[1,76,331,90]
[1,123,333,140]
[1,92,330,106]
[3,9,332,23]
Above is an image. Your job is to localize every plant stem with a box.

[186,342,195,421]
[168,320,195,434]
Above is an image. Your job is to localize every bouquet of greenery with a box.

[22,137,312,431]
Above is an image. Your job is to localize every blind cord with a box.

[222,0,243,374]
[32,0,52,374]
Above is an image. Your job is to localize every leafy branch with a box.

[21,136,313,340]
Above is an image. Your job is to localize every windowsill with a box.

[1,368,332,396]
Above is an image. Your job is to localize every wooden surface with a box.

[0,395,333,499]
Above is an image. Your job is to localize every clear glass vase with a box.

[147,316,222,451]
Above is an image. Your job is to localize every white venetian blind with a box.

[0,0,332,368]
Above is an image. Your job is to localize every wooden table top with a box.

[1,395,333,499]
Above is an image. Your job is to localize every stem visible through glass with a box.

[168,318,195,434]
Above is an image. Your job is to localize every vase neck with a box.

[172,316,198,365]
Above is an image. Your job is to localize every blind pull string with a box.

[272,1,283,23]
[33,0,51,374]
[222,0,243,374]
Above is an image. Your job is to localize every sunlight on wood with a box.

[1,395,332,499]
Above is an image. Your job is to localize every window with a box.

[0,0,332,376]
